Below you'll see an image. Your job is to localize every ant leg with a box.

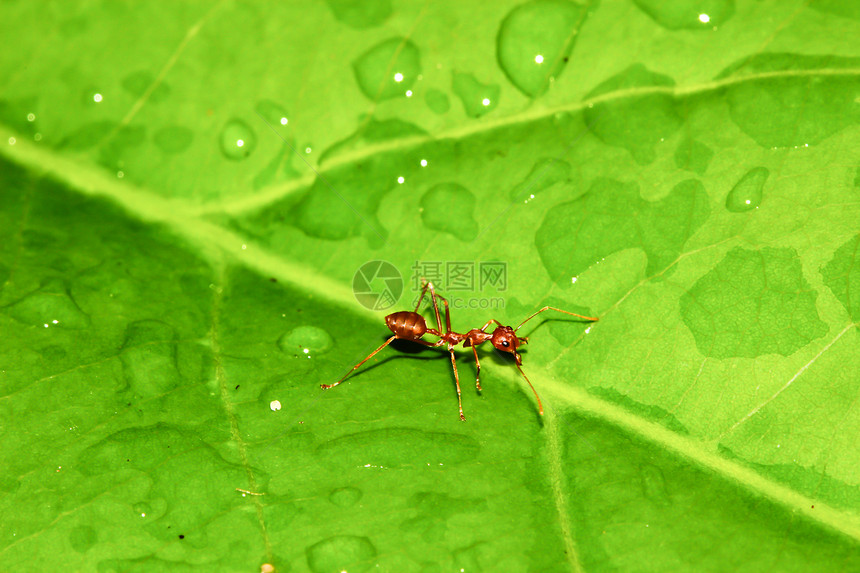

[448,349,466,421]
[434,292,453,334]
[515,306,599,332]
[413,280,432,313]
[425,281,446,334]
[470,344,482,392]
[513,361,544,416]
[321,336,396,389]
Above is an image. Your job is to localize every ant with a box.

[321,280,598,420]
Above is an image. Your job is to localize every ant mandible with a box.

[321,280,598,420]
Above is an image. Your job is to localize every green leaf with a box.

[2,1,860,571]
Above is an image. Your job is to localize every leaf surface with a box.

[1,1,859,571]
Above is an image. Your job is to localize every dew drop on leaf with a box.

[425,88,450,114]
[725,167,768,212]
[419,182,479,241]
[451,71,500,117]
[4,278,90,328]
[353,37,421,101]
[120,320,181,398]
[278,325,334,356]
[220,118,256,160]
[508,157,571,202]
[496,0,585,97]
[255,99,290,128]
[632,0,735,30]
[132,501,151,516]
[324,0,392,29]
[306,535,377,573]
[329,486,363,508]
[673,138,714,175]
[69,525,97,553]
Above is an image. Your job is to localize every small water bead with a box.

[220,118,256,160]
[725,167,768,212]
[452,72,499,117]
[329,486,362,508]
[324,0,392,29]
[497,0,585,97]
[353,37,422,101]
[133,502,151,517]
[306,535,377,573]
[633,0,735,30]
[255,99,289,128]
[278,326,334,356]
[419,183,478,241]
[425,89,450,114]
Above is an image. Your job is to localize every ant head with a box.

[490,326,527,363]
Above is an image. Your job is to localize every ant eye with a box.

[502,340,509,347]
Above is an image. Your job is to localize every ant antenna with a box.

[515,306,598,332]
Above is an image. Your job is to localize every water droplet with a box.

[496,0,585,97]
[153,125,193,154]
[536,178,709,283]
[425,89,450,114]
[420,183,478,241]
[133,502,151,517]
[632,0,734,30]
[451,72,499,117]
[584,64,680,165]
[278,326,334,356]
[725,167,768,212]
[718,53,860,148]
[3,279,90,328]
[255,99,290,128]
[220,118,256,160]
[120,320,181,398]
[324,0,392,29]
[69,525,97,553]
[674,138,714,175]
[509,157,571,202]
[306,535,377,573]
[329,486,363,508]
[353,37,421,101]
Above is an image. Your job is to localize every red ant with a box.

[321,280,598,420]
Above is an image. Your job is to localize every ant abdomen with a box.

[385,311,427,340]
